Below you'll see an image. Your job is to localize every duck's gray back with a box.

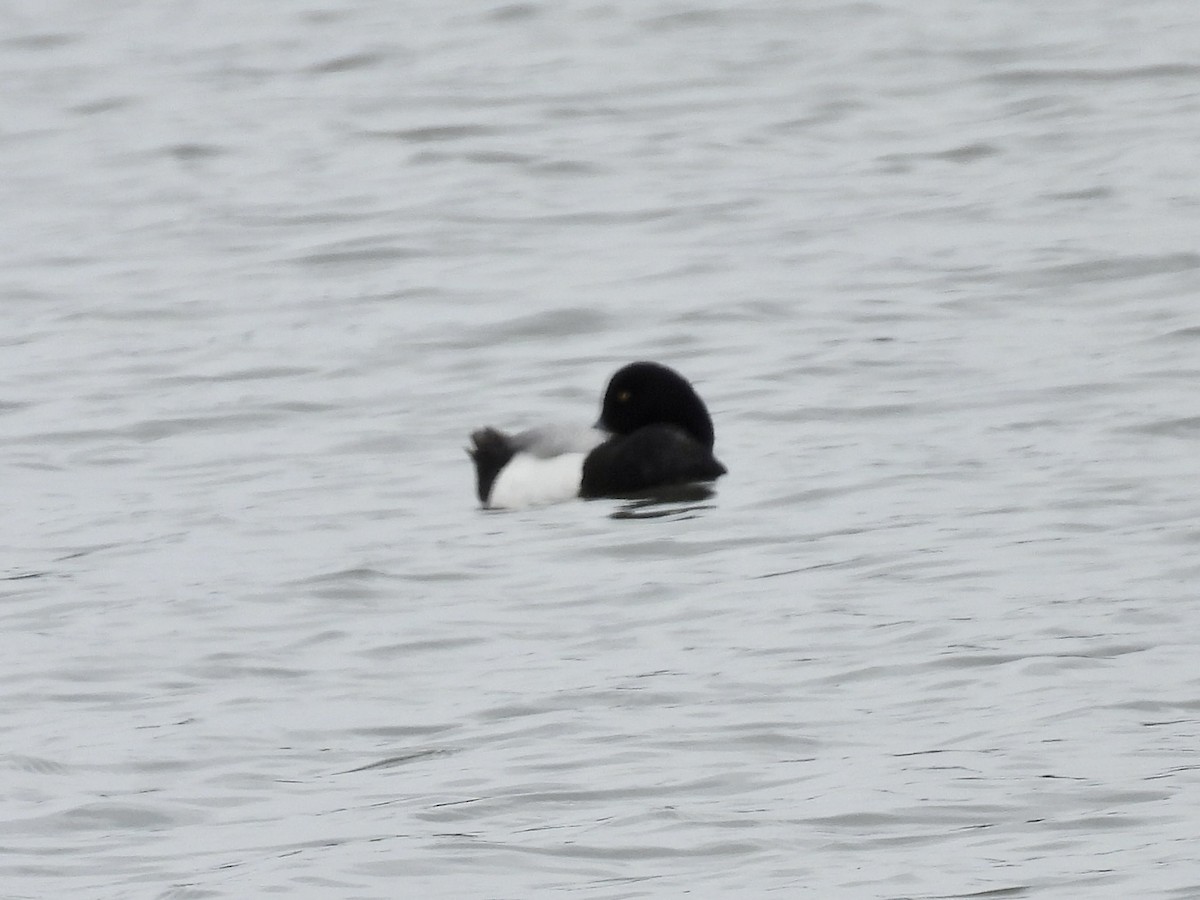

[513,424,606,458]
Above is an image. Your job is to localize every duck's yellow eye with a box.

[618,390,631,402]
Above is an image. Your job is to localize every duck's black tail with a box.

[467,428,517,505]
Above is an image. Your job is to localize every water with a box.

[3,1,1200,897]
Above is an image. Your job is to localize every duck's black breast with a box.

[579,425,726,498]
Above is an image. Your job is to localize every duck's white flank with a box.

[487,452,586,509]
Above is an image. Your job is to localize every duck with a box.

[468,361,726,509]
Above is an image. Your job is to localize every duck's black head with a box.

[597,361,716,450]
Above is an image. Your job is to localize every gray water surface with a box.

[4,1,1200,898]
